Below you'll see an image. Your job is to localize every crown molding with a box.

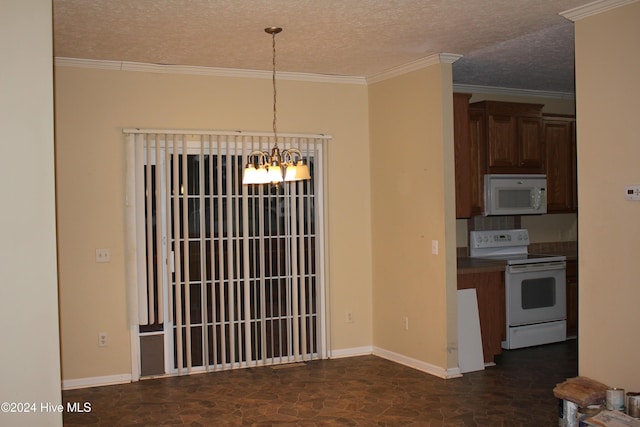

[453,83,575,100]
[56,54,465,86]
[560,0,639,21]
[55,57,573,99]
[54,57,367,85]
[366,53,463,84]
[439,53,464,64]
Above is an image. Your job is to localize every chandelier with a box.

[242,27,311,185]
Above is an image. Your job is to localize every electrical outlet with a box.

[98,332,108,347]
[431,240,439,255]
[95,248,111,263]
[346,311,354,323]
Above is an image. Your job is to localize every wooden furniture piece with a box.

[543,115,577,213]
[470,101,545,174]
[454,93,472,218]
[454,93,484,218]
[457,271,505,364]
[453,96,578,217]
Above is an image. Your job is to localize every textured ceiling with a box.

[53,0,595,94]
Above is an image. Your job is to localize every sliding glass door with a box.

[126,132,327,377]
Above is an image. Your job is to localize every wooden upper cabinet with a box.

[468,107,486,216]
[454,93,484,218]
[454,93,472,218]
[454,99,577,218]
[519,116,545,170]
[487,113,517,168]
[472,101,545,174]
[543,115,577,213]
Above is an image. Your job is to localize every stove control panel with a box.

[470,229,530,249]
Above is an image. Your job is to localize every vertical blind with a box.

[124,129,329,378]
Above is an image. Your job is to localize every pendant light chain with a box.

[271,30,278,146]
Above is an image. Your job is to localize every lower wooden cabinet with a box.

[457,271,505,364]
[457,260,577,364]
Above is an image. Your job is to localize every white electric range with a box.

[469,229,567,349]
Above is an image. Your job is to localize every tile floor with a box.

[62,339,577,426]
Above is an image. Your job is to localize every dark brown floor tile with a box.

[63,339,577,426]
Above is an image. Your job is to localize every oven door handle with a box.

[507,261,566,274]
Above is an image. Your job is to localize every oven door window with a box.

[522,278,556,309]
[507,266,566,326]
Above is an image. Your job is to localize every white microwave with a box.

[484,174,547,216]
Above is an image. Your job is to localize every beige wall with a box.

[573,1,640,390]
[54,66,373,380]
[0,1,62,425]
[54,2,636,386]
[369,63,458,371]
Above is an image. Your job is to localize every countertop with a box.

[457,249,577,275]
[457,257,506,274]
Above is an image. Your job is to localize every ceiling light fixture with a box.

[242,27,310,186]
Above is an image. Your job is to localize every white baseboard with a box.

[330,345,462,379]
[61,348,462,390]
[62,373,132,390]
[373,346,462,379]
[329,346,373,359]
